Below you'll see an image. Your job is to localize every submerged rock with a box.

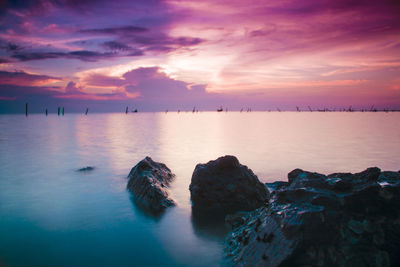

[189,155,269,217]
[127,157,175,213]
[77,166,95,172]
[226,167,400,267]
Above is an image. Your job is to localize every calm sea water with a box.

[0,112,399,266]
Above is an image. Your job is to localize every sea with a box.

[0,112,399,266]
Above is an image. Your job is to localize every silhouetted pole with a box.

[125,106,128,114]
[45,108,48,116]
[85,108,89,115]
[58,107,60,116]
[62,107,64,116]
[25,103,28,117]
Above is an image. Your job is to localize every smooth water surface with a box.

[0,112,399,266]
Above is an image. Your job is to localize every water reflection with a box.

[190,207,229,241]
[128,194,169,221]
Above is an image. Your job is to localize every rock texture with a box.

[189,155,269,216]
[226,167,400,267]
[127,157,175,213]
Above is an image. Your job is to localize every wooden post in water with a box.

[125,106,128,114]
[45,108,48,116]
[62,107,64,116]
[58,107,60,116]
[25,103,28,117]
[85,108,89,115]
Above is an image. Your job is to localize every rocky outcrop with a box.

[226,167,400,267]
[127,157,175,213]
[189,155,269,216]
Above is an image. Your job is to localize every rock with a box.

[225,168,400,266]
[127,157,175,214]
[225,212,249,230]
[265,181,288,194]
[77,166,95,172]
[189,155,269,216]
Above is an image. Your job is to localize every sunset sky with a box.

[1,0,399,112]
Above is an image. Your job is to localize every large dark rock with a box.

[127,157,175,214]
[189,155,269,216]
[226,167,400,267]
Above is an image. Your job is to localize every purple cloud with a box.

[79,26,148,35]
[82,67,222,109]
[0,58,11,63]
[0,70,61,85]
[12,50,120,62]
[0,84,61,99]
[0,41,20,52]
[102,41,132,51]
[65,81,84,94]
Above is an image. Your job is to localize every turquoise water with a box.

[0,112,399,266]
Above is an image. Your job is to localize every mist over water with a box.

[0,112,399,266]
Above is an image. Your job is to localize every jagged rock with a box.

[127,157,175,214]
[225,167,400,267]
[265,181,288,193]
[189,155,269,216]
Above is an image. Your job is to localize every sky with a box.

[0,0,400,113]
